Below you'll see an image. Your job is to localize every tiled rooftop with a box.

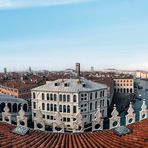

[32,78,107,93]
[0,119,147,148]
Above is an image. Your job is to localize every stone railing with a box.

[0,100,147,133]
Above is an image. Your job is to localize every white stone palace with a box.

[31,78,108,130]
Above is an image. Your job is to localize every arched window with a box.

[42,103,45,110]
[8,103,11,112]
[100,91,102,98]
[59,105,62,112]
[90,93,93,100]
[124,88,126,93]
[47,94,49,100]
[73,95,77,102]
[67,105,70,113]
[23,104,28,112]
[13,103,17,112]
[51,104,53,111]
[18,104,21,111]
[63,105,66,113]
[54,104,57,112]
[67,95,70,102]
[120,88,122,93]
[33,92,36,99]
[42,93,45,100]
[95,101,97,109]
[73,106,77,113]
[59,94,62,101]
[102,91,105,97]
[90,103,92,111]
[47,103,50,111]
[95,92,98,98]
[90,114,92,122]
[54,94,57,101]
[127,88,129,93]
[63,95,66,102]
[50,94,53,101]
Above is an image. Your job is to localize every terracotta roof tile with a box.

[0,119,147,147]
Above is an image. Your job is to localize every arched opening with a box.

[129,118,133,123]
[90,93,93,100]
[63,95,66,102]
[54,94,57,101]
[95,92,98,98]
[90,114,92,122]
[117,88,120,93]
[13,103,17,112]
[54,104,57,112]
[142,114,146,119]
[18,104,21,111]
[37,123,43,129]
[59,105,62,112]
[23,104,28,112]
[113,121,118,127]
[1,102,5,112]
[47,103,50,111]
[67,95,70,102]
[127,89,129,93]
[67,105,70,113]
[90,103,92,111]
[95,124,100,129]
[8,103,11,112]
[73,95,77,102]
[63,105,66,113]
[114,88,116,93]
[20,121,25,126]
[5,116,9,122]
[55,126,62,131]
[130,88,133,93]
[120,88,122,93]
[124,88,126,93]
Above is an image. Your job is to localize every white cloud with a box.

[0,0,90,9]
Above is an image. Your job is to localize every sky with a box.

[0,0,148,72]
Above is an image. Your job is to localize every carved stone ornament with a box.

[34,107,45,131]
[2,103,11,124]
[53,111,64,133]
[73,108,84,133]
[126,102,135,125]
[140,99,148,121]
[92,106,104,131]
[109,104,120,129]
[17,105,27,127]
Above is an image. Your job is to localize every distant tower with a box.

[4,68,7,75]
[91,66,94,73]
[29,67,32,73]
[75,63,80,78]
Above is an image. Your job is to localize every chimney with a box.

[76,63,80,78]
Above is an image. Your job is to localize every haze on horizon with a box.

[0,0,148,72]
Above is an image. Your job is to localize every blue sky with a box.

[0,0,148,71]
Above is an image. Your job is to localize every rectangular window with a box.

[63,117,66,122]
[67,118,70,122]
[34,113,36,117]
[33,102,36,109]
[47,115,50,119]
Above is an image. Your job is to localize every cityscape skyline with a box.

[0,0,148,71]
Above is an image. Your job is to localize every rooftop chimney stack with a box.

[76,63,80,78]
